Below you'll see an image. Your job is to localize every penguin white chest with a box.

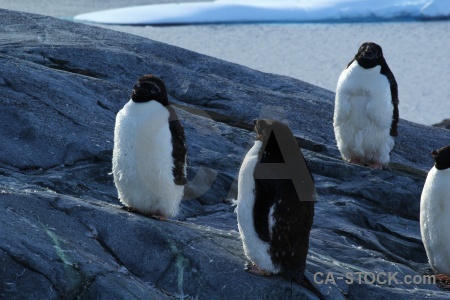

[420,167,450,276]
[334,61,394,165]
[112,100,183,217]
[340,62,391,128]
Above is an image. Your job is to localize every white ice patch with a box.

[74,0,450,25]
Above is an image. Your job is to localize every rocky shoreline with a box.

[1,9,450,299]
[433,119,450,129]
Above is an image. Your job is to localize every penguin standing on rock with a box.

[235,119,318,293]
[334,42,399,169]
[112,74,187,219]
[420,146,450,281]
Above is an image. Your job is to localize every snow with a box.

[73,0,450,25]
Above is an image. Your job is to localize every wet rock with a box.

[433,118,450,129]
[1,9,450,300]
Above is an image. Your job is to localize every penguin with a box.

[420,145,450,278]
[112,74,187,219]
[235,119,317,286]
[333,42,399,169]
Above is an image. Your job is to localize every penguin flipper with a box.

[168,106,188,185]
[333,90,351,127]
[365,93,394,128]
[381,64,399,137]
[245,262,272,276]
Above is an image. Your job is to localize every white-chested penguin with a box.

[334,42,399,169]
[112,74,187,219]
[420,146,450,281]
[235,119,319,295]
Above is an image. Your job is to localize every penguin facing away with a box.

[112,74,187,219]
[420,145,450,278]
[334,42,399,169]
[235,119,316,284]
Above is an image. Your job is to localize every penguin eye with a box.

[151,90,156,94]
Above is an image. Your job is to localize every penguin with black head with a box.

[112,74,187,219]
[420,146,450,282]
[235,119,320,296]
[334,42,399,169]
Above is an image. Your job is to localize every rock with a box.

[433,118,450,129]
[1,9,450,300]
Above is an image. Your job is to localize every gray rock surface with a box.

[433,118,450,129]
[1,9,450,299]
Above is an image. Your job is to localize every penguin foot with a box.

[119,206,166,220]
[245,263,271,276]
[349,157,364,165]
[369,162,383,170]
[120,205,135,212]
[150,214,167,221]
[435,274,450,289]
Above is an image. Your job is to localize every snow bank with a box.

[73,0,450,25]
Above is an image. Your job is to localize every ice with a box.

[420,0,450,18]
[73,0,450,25]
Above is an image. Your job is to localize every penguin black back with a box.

[347,42,399,137]
[252,119,315,277]
[131,74,187,185]
[433,145,450,170]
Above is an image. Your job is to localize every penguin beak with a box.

[362,47,376,59]
[431,150,439,158]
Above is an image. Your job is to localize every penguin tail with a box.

[285,269,325,300]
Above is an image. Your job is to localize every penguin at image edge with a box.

[235,119,321,297]
[334,42,399,169]
[112,74,187,219]
[420,145,450,280]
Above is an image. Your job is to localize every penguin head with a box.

[432,145,450,170]
[253,119,287,163]
[253,119,292,143]
[254,119,281,142]
[131,74,169,106]
[354,42,384,69]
